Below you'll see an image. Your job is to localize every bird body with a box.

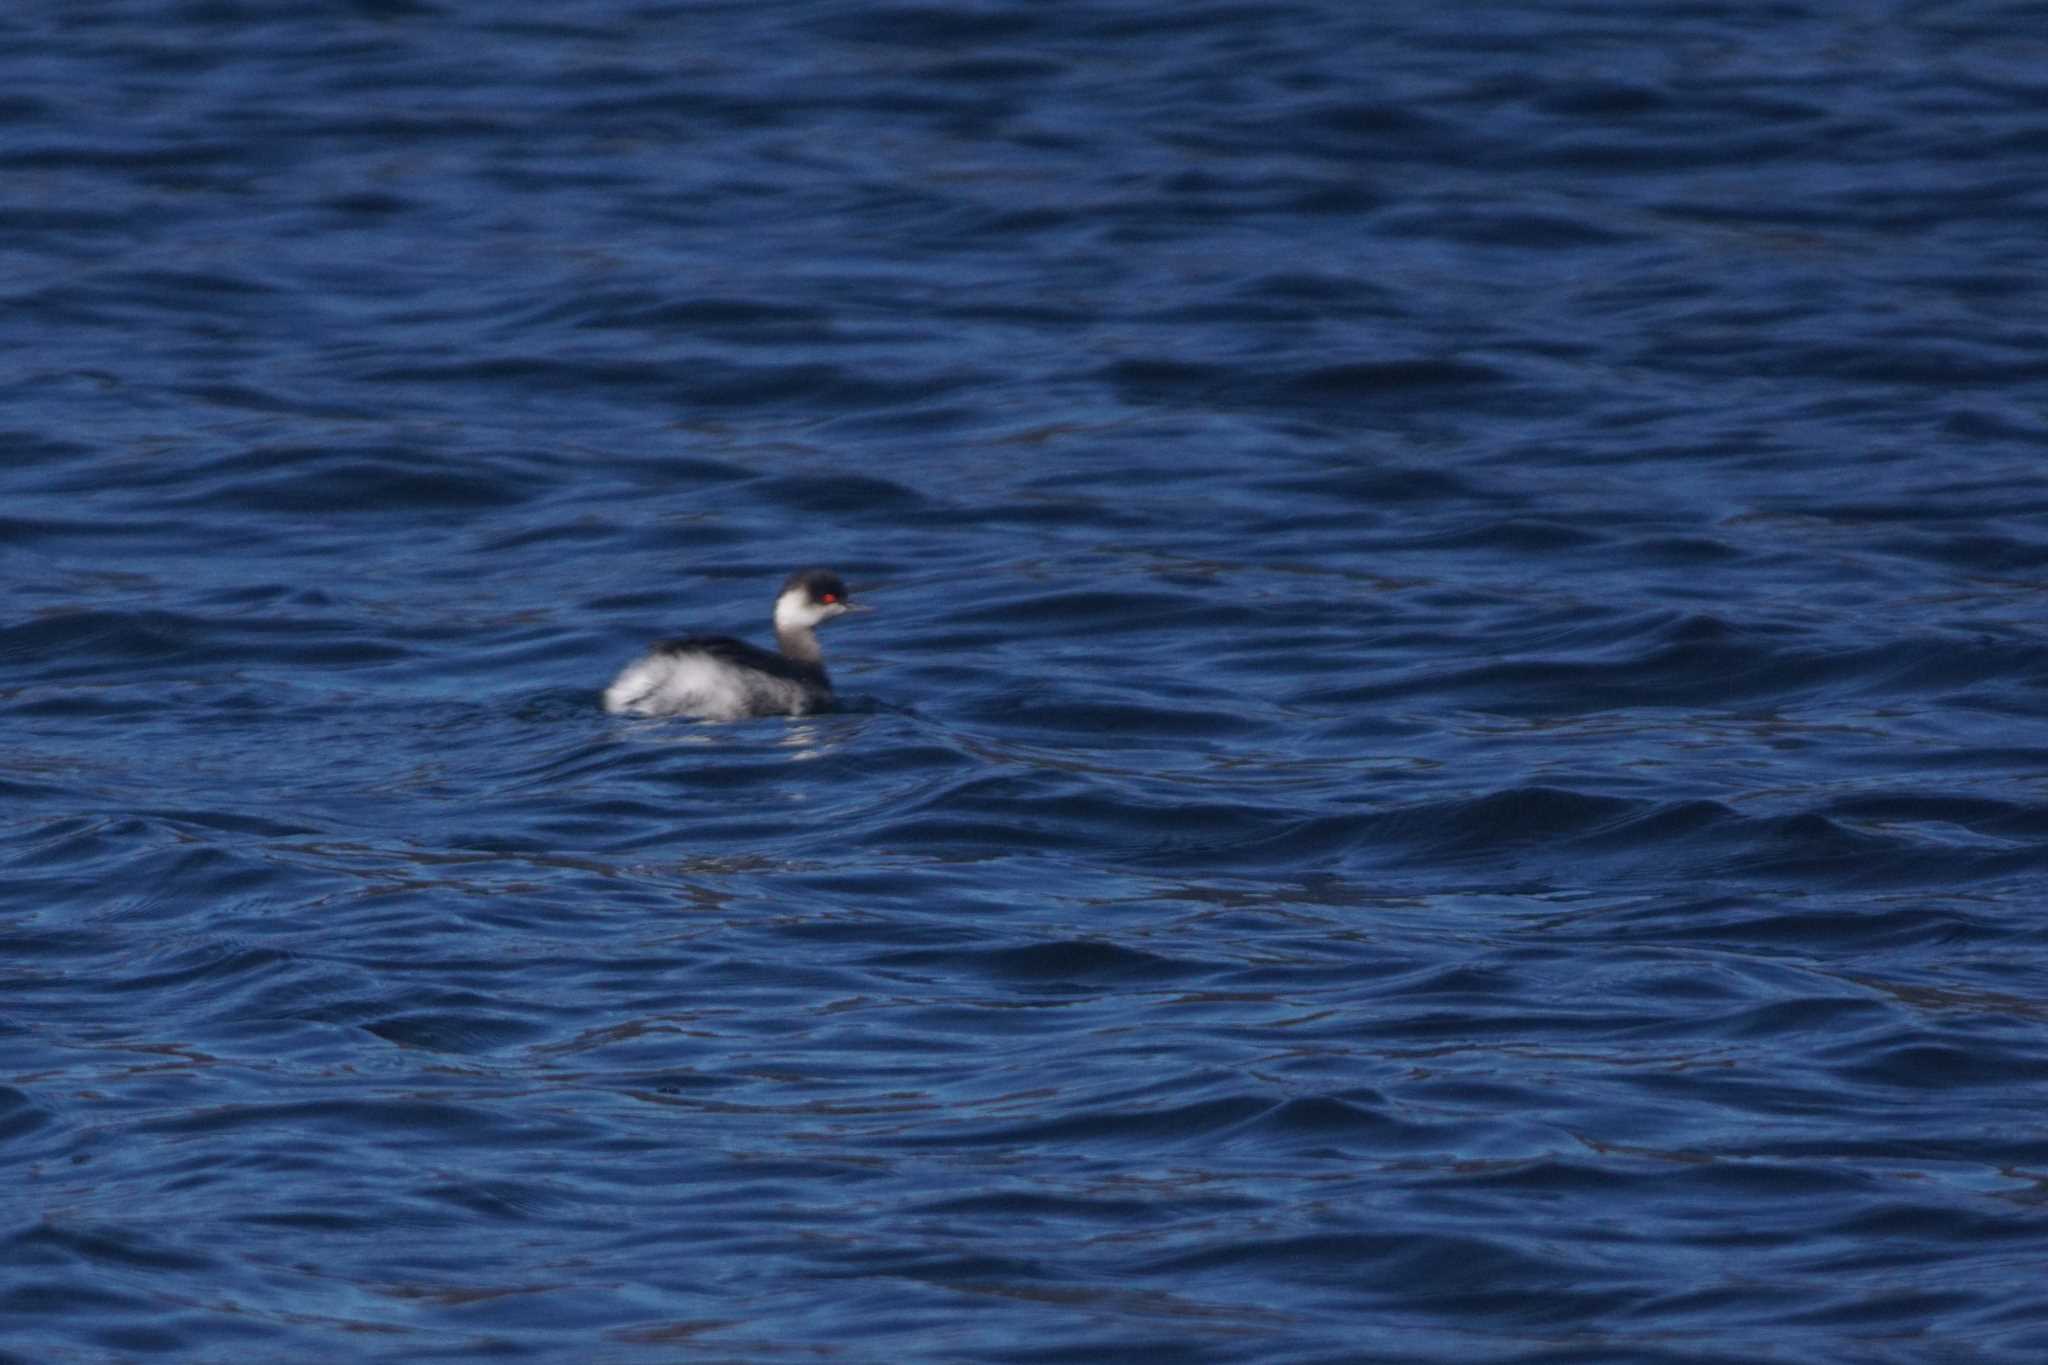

[602,569,861,720]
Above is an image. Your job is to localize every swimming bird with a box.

[602,569,863,720]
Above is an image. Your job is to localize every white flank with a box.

[603,653,760,721]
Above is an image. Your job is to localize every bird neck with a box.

[776,624,823,665]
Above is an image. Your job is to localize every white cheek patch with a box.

[773,589,819,633]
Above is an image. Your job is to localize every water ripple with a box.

[7,1,2048,1361]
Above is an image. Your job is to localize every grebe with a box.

[602,569,863,720]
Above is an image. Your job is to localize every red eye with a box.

[820,593,838,603]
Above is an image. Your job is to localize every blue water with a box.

[7,3,2048,1361]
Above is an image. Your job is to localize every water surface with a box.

[6,3,2048,1361]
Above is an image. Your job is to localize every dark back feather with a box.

[652,634,828,686]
